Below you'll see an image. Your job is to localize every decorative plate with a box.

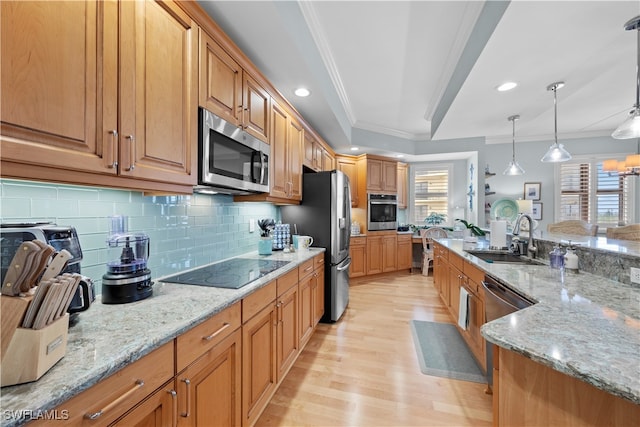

[490,198,519,222]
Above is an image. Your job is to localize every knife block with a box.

[1,313,69,387]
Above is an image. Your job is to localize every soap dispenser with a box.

[549,244,565,270]
[564,243,579,273]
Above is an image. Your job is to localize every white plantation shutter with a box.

[412,166,450,224]
[558,159,632,227]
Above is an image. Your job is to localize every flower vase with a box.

[258,237,272,255]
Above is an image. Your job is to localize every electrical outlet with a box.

[249,219,255,233]
[631,267,640,285]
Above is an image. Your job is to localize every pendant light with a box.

[602,138,640,176]
[503,115,525,175]
[541,82,571,162]
[612,16,640,139]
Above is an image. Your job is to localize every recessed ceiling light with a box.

[294,87,310,97]
[496,82,518,92]
[396,154,404,158]
[350,147,359,151]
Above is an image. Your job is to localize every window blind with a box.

[413,168,449,224]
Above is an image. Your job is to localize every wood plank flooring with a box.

[256,271,493,426]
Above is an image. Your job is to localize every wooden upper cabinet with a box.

[199,29,269,144]
[303,130,333,173]
[397,162,408,209]
[119,0,197,185]
[1,0,197,192]
[287,114,304,201]
[0,1,114,175]
[199,29,242,126]
[322,149,335,172]
[269,100,290,199]
[365,158,398,194]
[336,155,359,207]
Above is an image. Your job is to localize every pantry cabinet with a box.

[1,0,198,193]
[199,29,270,143]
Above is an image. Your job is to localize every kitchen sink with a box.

[466,251,544,265]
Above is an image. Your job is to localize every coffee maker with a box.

[101,216,153,304]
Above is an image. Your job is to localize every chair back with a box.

[421,227,448,251]
[547,220,598,236]
[606,224,640,241]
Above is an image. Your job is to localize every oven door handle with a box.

[369,200,398,205]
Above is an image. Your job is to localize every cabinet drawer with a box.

[242,280,276,323]
[449,252,464,271]
[277,268,299,295]
[314,253,325,270]
[464,261,485,289]
[297,259,315,281]
[176,301,241,372]
[397,234,411,242]
[351,236,366,246]
[41,341,174,426]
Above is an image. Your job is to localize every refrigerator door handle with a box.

[336,259,352,272]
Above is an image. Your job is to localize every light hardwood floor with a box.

[256,271,493,426]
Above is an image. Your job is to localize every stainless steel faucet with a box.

[512,214,537,258]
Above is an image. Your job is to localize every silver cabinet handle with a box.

[107,130,118,168]
[168,389,177,427]
[202,322,230,341]
[125,135,136,171]
[84,379,144,419]
[180,378,191,418]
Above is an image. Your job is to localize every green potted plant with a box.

[455,219,485,237]
[424,212,446,226]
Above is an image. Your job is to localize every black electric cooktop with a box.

[161,258,291,289]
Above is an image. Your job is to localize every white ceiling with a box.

[197,1,640,161]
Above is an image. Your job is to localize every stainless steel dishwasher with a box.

[482,275,535,387]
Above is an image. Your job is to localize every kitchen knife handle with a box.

[125,135,136,171]
[180,378,191,418]
[84,379,144,420]
[107,130,118,168]
[202,322,230,341]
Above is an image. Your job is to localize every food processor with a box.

[102,215,153,304]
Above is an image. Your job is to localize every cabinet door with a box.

[287,115,304,201]
[382,161,398,192]
[366,159,383,192]
[322,149,335,172]
[199,29,242,126]
[366,236,383,275]
[242,73,270,143]
[242,303,277,427]
[337,157,359,206]
[277,284,300,381]
[349,244,367,278]
[382,236,397,272]
[177,329,242,427]
[112,381,176,427]
[0,1,117,174]
[466,288,486,371]
[313,266,325,325]
[303,133,317,171]
[269,100,289,199]
[298,274,314,348]
[119,0,197,185]
[397,163,408,209]
[396,237,412,271]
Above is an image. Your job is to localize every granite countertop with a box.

[0,248,324,426]
[439,238,640,404]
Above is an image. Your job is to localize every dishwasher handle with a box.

[482,280,520,314]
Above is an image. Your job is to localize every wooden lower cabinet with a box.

[366,235,383,275]
[176,328,242,427]
[111,380,177,427]
[349,236,367,278]
[313,256,325,325]
[276,282,300,382]
[396,234,412,271]
[299,271,315,348]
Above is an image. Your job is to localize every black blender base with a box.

[102,281,153,304]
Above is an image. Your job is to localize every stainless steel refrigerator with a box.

[281,170,351,322]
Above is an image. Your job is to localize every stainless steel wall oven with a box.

[367,193,398,231]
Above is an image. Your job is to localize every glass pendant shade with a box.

[612,107,640,139]
[541,82,571,162]
[504,114,524,175]
[612,16,640,139]
[602,158,619,172]
[626,153,640,168]
[616,161,628,173]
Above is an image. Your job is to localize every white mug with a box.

[298,235,313,250]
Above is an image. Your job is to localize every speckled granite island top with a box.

[0,248,324,426]
[439,239,640,405]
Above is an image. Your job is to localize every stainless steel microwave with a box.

[195,107,270,195]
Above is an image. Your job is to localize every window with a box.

[557,158,634,227]
[411,164,452,225]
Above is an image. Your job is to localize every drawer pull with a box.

[304,265,313,272]
[84,379,144,420]
[202,322,231,341]
[169,389,177,427]
[181,378,191,418]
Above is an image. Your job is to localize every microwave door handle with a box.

[250,151,257,183]
[259,153,266,185]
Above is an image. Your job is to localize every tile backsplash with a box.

[1,179,278,293]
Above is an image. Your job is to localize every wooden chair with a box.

[420,227,449,276]
[606,224,640,241]
[547,220,598,236]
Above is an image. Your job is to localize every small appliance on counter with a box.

[0,222,94,325]
[102,216,153,304]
